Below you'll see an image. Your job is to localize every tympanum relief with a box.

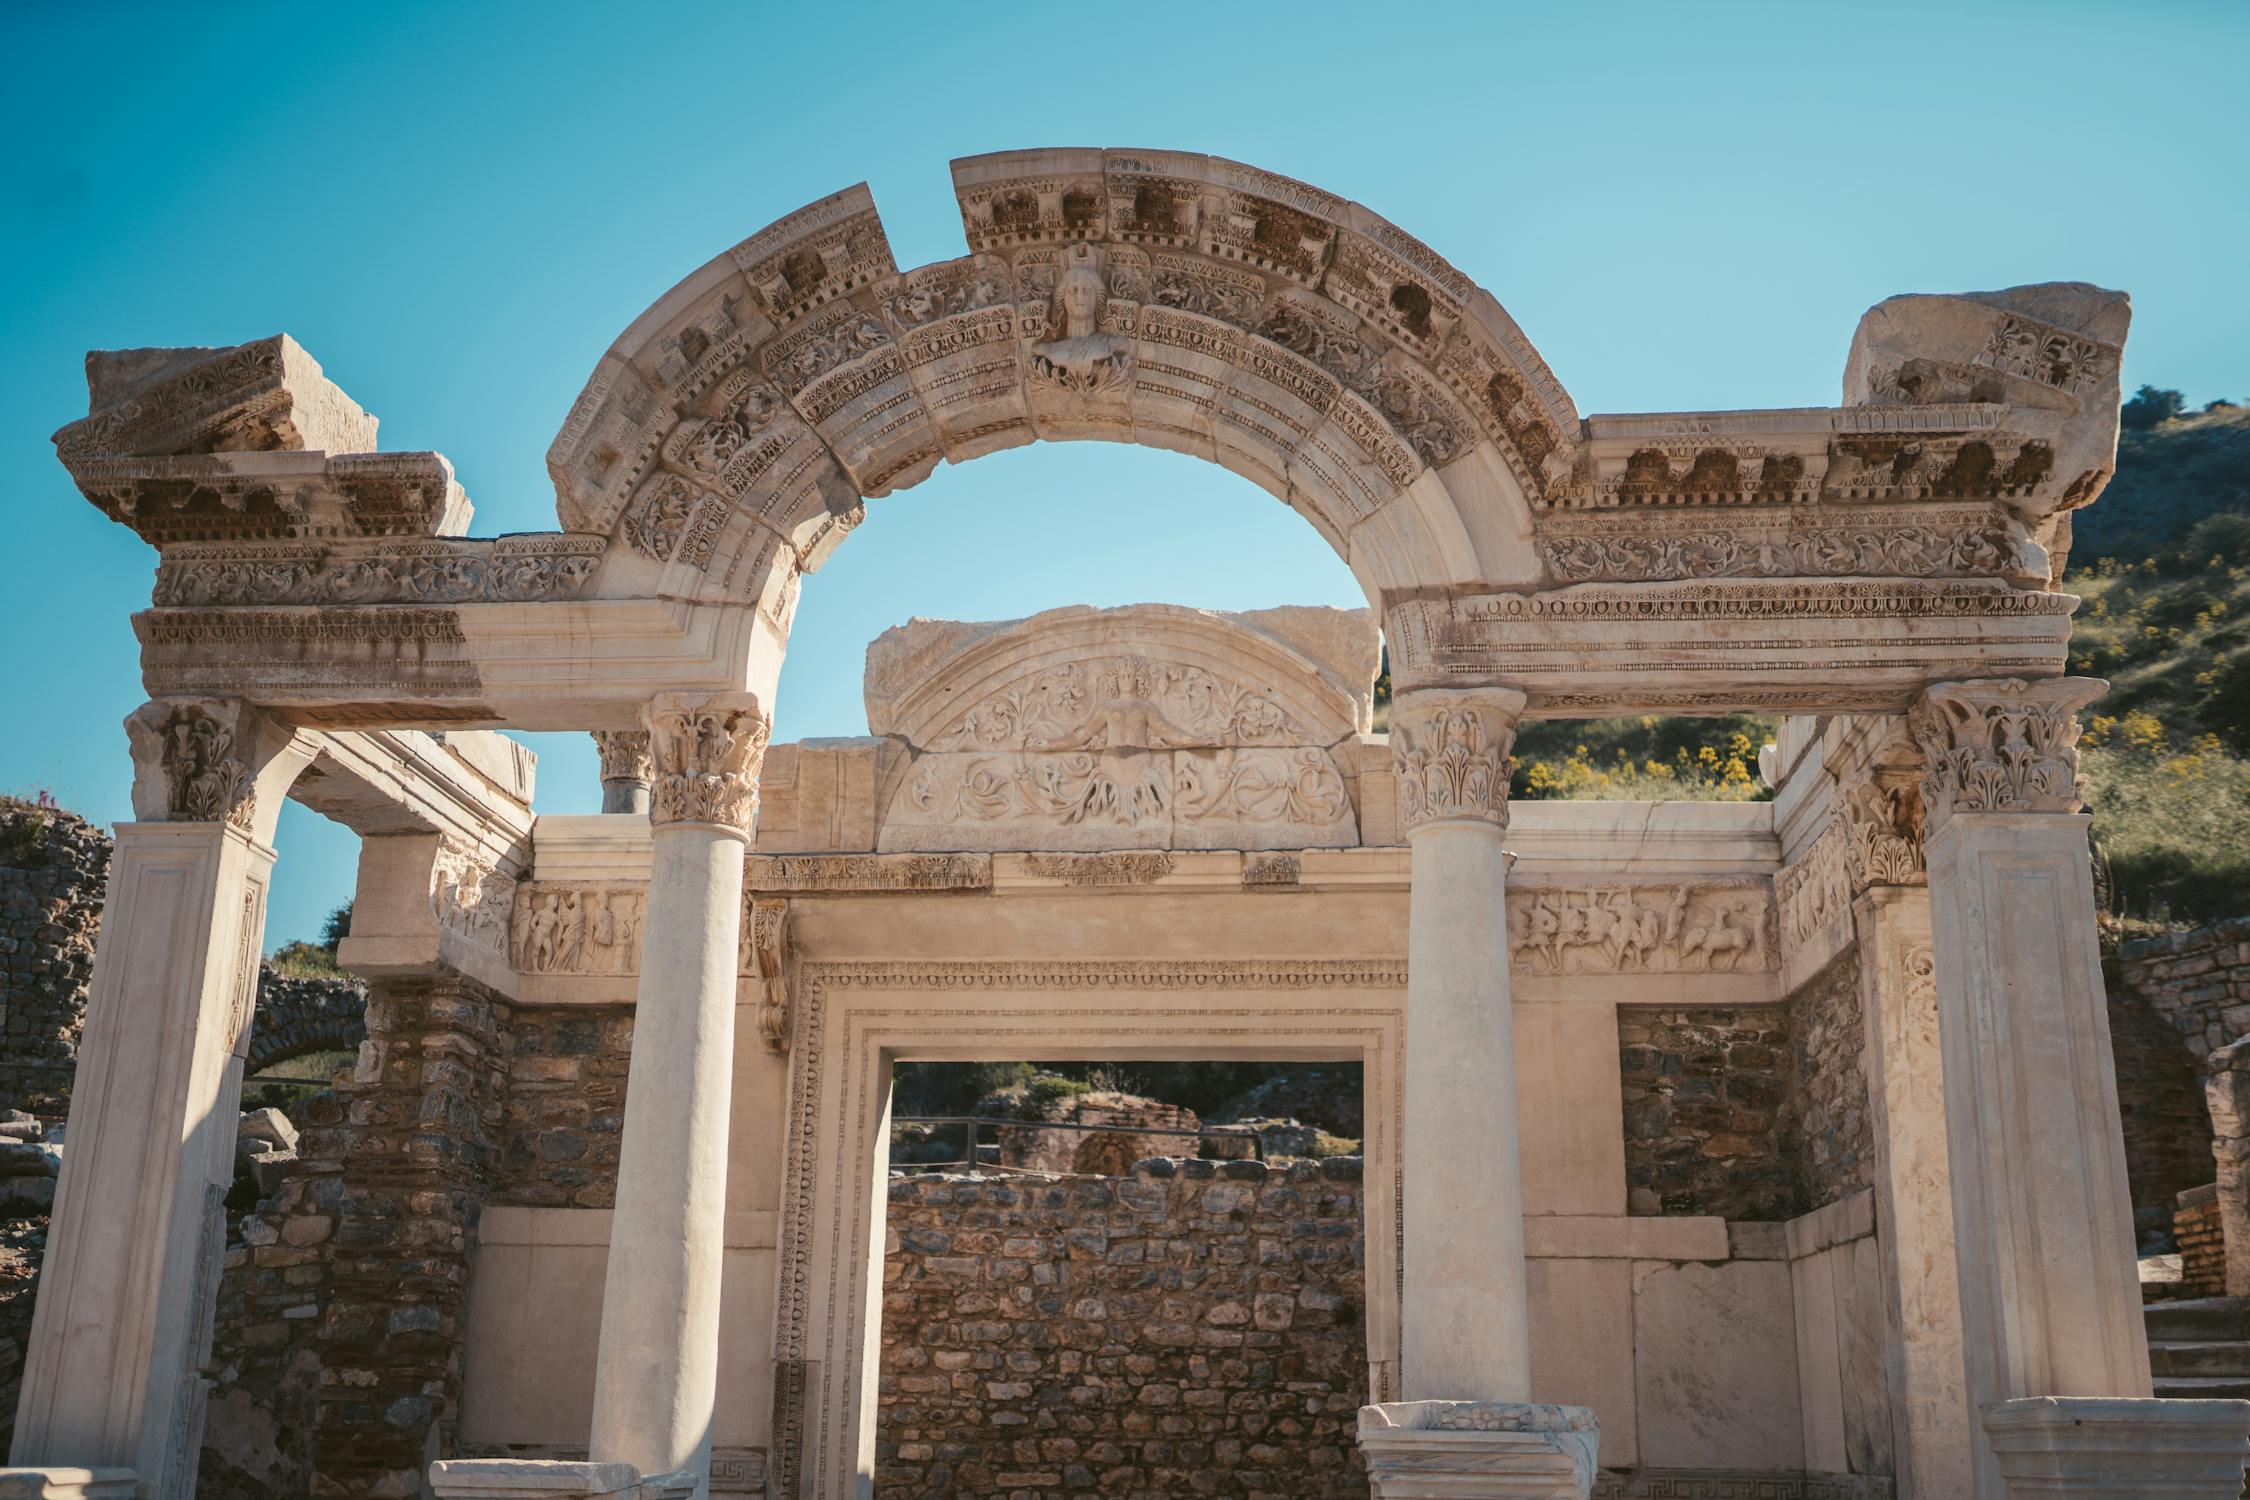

[879,651,1358,853]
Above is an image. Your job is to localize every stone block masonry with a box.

[2121,916,2250,1060]
[1619,1008,1799,1220]
[877,1157,1370,1500]
[0,803,109,1113]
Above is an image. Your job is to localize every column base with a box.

[0,1471,137,1500]
[1357,1402,1599,1499]
[427,1459,640,1499]
[1983,1396,2250,1496]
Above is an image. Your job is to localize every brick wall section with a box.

[1619,1008,1799,1219]
[1788,952,1871,1211]
[2175,1184,2226,1298]
[206,974,513,1498]
[493,1005,632,1209]
[877,1158,1369,1500]
[2105,971,2214,1241]
[0,803,108,1113]
[2120,917,2250,1059]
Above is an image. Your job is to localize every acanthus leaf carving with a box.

[1390,690,1522,833]
[647,693,771,834]
[745,896,791,1053]
[591,729,653,786]
[1840,766,1926,889]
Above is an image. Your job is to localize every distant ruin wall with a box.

[0,803,109,1112]
[877,1158,1370,1500]
[2122,917,2250,1059]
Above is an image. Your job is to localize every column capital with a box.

[1906,676,2106,832]
[1390,687,1526,835]
[644,693,770,835]
[591,729,653,784]
[1840,761,1927,891]
[122,696,313,843]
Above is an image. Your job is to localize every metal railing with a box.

[890,1113,1264,1172]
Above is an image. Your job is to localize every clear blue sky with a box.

[2,1,2244,949]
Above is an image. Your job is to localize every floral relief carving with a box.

[745,896,791,1053]
[151,537,603,607]
[149,701,257,828]
[1840,768,1926,888]
[1175,749,1349,826]
[1507,882,1774,975]
[1536,517,2035,585]
[931,655,1309,755]
[1908,677,2104,827]
[509,884,645,975]
[647,694,772,833]
[1975,314,2120,395]
[1390,691,1521,833]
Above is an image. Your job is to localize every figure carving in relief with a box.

[1507,884,1769,975]
[1681,903,1757,970]
[1029,246,1132,395]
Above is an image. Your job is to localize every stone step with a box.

[2149,1340,2250,1378]
[2145,1296,2250,1343]
[2154,1374,2250,1400]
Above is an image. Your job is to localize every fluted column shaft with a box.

[1393,687,1531,1402]
[588,695,768,1499]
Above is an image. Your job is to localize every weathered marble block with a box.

[1357,1401,1598,1499]
[426,1459,639,1500]
[1982,1396,2250,1497]
[0,1472,137,1500]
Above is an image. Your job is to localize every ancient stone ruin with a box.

[7,147,2241,1499]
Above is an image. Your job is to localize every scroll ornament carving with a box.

[933,655,1309,754]
[151,538,603,607]
[1840,770,1925,889]
[1536,519,2035,585]
[510,885,646,976]
[1391,691,1522,833]
[1507,882,1774,975]
[592,729,653,785]
[647,695,771,833]
[746,897,790,1053]
[1907,677,2104,827]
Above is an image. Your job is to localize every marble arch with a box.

[14,143,2234,1500]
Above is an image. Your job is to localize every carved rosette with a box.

[645,693,771,834]
[1840,765,1927,889]
[126,698,264,829]
[1907,676,2106,830]
[591,729,654,785]
[1389,689,1524,834]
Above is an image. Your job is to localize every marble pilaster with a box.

[1908,678,2150,1497]
[9,700,314,1495]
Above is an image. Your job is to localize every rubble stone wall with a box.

[0,803,109,1113]
[2106,972,2213,1241]
[1788,952,1871,1211]
[1619,1007,1798,1220]
[2121,917,2250,1059]
[877,1158,1369,1500]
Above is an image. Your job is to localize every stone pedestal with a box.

[1981,1397,2250,1496]
[1393,689,1532,1402]
[0,1470,138,1500]
[587,696,767,1497]
[1357,1402,1598,1499]
[427,1459,639,1499]
[10,700,311,1493]
[1910,679,2151,1498]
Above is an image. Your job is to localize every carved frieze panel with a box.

[727,184,896,328]
[434,842,517,958]
[71,450,467,546]
[152,535,604,607]
[1507,880,1776,975]
[743,853,992,892]
[1533,504,2042,586]
[509,884,645,975]
[1777,819,1853,949]
[924,653,1319,754]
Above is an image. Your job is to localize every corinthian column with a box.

[1907,678,2244,1496]
[1392,687,1532,1400]
[12,699,313,1495]
[1361,688,1598,1499]
[588,694,768,1499]
[591,729,653,816]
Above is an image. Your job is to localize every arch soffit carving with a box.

[548,149,1580,616]
[864,603,1378,753]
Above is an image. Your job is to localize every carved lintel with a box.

[123,696,304,834]
[747,897,790,1053]
[1390,688,1525,834]
[1907,676,2105,829]
[646,693,770,833]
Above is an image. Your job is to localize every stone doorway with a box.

[765,962,1404,1499]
